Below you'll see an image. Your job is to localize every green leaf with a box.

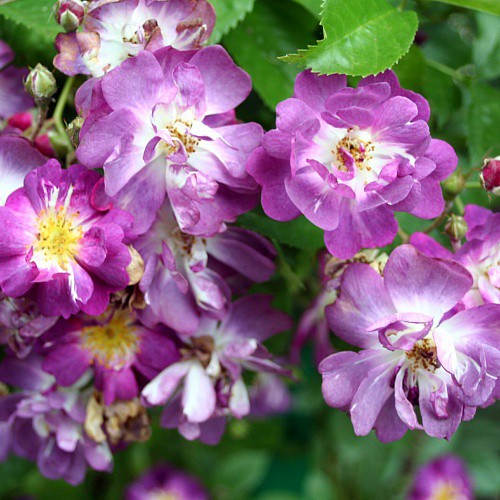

[430,0,500,15]
[212,450,271,493]
[208,0,255,43]
[0,0,59,67]
[281,0,419,77]
[223,0,317,109]
[238,212,325,250]
[472,12,500,80]
[466,84,500,164]
[290,0,323,17]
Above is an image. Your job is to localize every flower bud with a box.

[441,171,466,201]
[445,214,468,242]
[7,112,32,131]
[480,156,500,196]
[24,64,57,106]
[66,116,84,147]
[56,0,85,32]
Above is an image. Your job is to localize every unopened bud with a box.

[480,156,500,196]
[445,214,468,242]
[441,171,466,201]
[24,65,57,106]
[56,0,85,32]
[66,116,84,147]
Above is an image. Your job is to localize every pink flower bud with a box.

[7,112,32,131]
[56,0,85,32]
[480,156,500,196]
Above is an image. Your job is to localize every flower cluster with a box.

[0,3,290,483]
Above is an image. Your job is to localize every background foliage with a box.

[0,0,499,498]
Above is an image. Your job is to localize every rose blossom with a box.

[135,200,276,334]
[126,464,208,500]
[0,161,132,317]
[142,295,291,444]
[77,46,261,237]
[40,306,180,404]
[0,355,113,485]
[320,245,500,441]
[247,70,457,259]
[411,204,500,307]
[54,0,216,77]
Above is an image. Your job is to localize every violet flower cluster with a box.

[0,0,498,489]
[0,3,291,484]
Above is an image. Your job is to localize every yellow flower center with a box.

[335,133,374,172]
[431,482,467,500]
[162,120,199,156]
[148,491,180,500]
[406,338,440,373]
[33,207,83,269]
[81,310,140,369]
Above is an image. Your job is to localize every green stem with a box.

[53,76,75,145]
[423,211,447,234]
[465,181,482,189]
[425,59,468,83]
[398,226,409,243]
[398,0,409,10]
[29,104,48,141]
[454,196,465,215]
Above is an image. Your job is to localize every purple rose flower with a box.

[142,295,291,444]
[291,249,387,366]
[0,161,133,318]
[411,204,500,307]
[0,355,113,485]
[76,46,261,238]
[54,0,216,77]
[247,70,457,259]
[126,464,208,500]
[135,200,276,334]
[319,245,500,441]
[0,40,33,120]
[40,307,180,405]
[408,455,473,500]
[0,292,58,358]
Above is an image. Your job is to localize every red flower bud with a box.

[7,112,32,131]
[480,156,500,196]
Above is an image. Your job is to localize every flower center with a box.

[334,130,374,172]
[181,335,214,368]
[165,120,199,156]
[32,207,83,269]
[405,338,440,373]
[148,491,180,500]
[81,311,140,369]
[431,482,466,500]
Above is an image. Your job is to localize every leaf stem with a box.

[425,58,467,82]
[423,212,447,234]
[29,104,48,141]
[53,76,75,147]
[465,181,482,189]
[454,196,465,215]
[398,226,409,243]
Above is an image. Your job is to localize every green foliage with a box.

[467,83,500,164]
[282,0,419,77]
[290,0,323,17]
[472,12,500,80]
[208,0,255,43]
[431,0,500,15]
[0,0,59,67]
[238,212,325,251]
[223,0,317,109]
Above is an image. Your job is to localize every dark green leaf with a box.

[223,0,317,109]
[238,212,325,250]
[290,0,323,17]
[472,12,500,80]
[281,0,419,77]
[466,84,500,164]
[430,0,500,15]
[209,0,255,43]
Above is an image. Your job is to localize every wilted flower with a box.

[0,355,113,485]
[54,0,216,77]
[135,200,276,334]
[408,455,473,500]
[411,204,500,307]
[0,162,133,317]
[320,245,500,441]
[126,464,208,500]
[142,295,291,443]
[41,307,179,404]
[248,70,457,259]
